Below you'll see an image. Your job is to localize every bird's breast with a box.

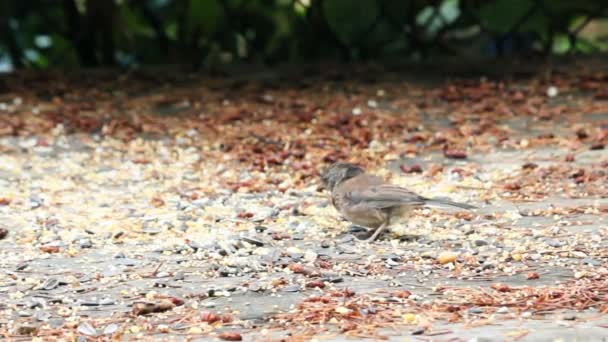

[337,201,387,229]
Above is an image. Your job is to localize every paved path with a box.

[0,69,607,341]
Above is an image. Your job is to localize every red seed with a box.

[394,290,412,299]
[132,158,151,164]
[527,272,540,280]
[490,283,511,292]
[429,164,443,176]
[444,149,467,159]
[271,233,285,240]
[400,164,423,174]
[316,260,332,269]
[446,305,461,312]
[455,212,474,220]
[431,136,448,145]
[222,313,233,323]
[168,297,184,306]
[323,153,339,163]
[571,169,585,178]
[237,212,254,219]
[150,197,165,208]
[40,245,60,253]
[330,289,355,297]
[305,296,323,302]
[305,280,325,289]
[576,128,589,139]
[201,311,221,324]
[405,134,426,143]
[503,183,521,191]
[218,332,242,341]
[594,90,608,100]
[512,91,525,102]
[341,321,357,332]
[288,263,305,273]
[37,138,50,147]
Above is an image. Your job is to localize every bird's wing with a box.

[346,184,428,209]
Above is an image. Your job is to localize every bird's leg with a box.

[364,219,389,243]
[348,224,372,240]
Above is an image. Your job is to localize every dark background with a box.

[1,0,607,72]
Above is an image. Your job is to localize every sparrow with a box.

[320,162,476,242]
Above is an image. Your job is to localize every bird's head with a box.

[320,162,365,191]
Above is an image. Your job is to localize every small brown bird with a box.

[321,162,476,242]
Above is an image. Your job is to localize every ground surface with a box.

[1,62,608,341]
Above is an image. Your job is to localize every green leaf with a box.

[118,3,154,37]
[552,33,570,54]
[45,34,79,67]
[477,0,536,33]
[380,0,411,25]
[323,0,380,45]
[188,0,223,35]
[440,0,460,24]
[545,0,600,14]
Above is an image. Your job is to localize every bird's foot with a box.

[362,223,389,243]
[347,224,369,233]
[362,230,383,243]
[346,225,375,240]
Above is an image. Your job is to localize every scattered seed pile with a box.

[0,63,607,340]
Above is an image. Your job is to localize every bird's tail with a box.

[425,197,477,210]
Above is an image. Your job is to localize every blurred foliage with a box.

[1,0,608,70]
